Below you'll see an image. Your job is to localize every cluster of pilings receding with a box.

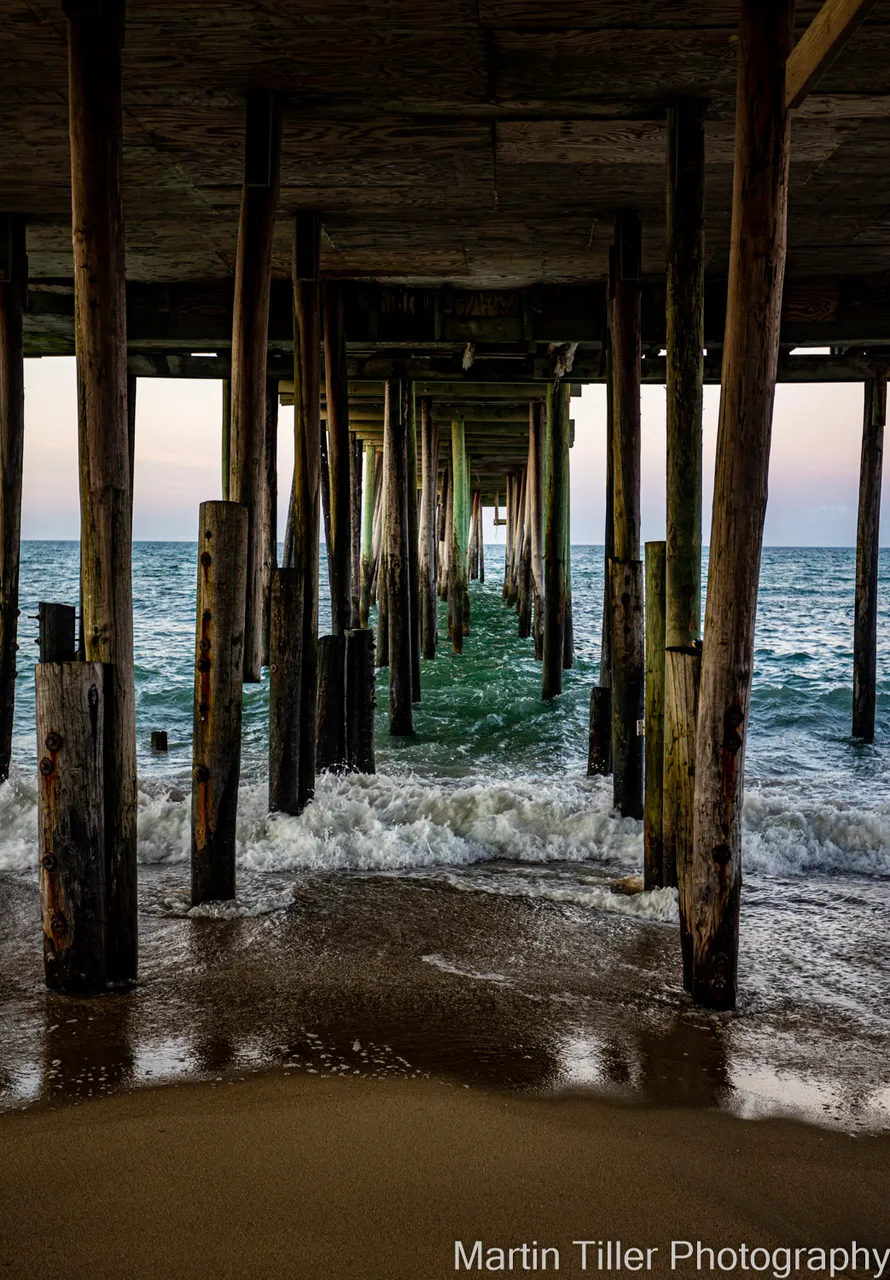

[3,0,887,1015]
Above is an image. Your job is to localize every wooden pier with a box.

[2,0,889,1007]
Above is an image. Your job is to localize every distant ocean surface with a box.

[1,541,889,1123]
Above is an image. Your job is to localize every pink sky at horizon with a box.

[21,356,876,547]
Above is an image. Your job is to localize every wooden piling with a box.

[320,421,334,602]
[375,567,389,668]
[665,645,701,990]
[563,473,574,669]
[0,214,25,784]
[419,397,438,659]
[261,377,278,668]
[359,443,377,627]
[383,379,413,734]
[518,472,533,638]
[529,402,545,661]
[587,687,612,776]
[150,730,168,752]
[644,541,666,889]
[407,386,421,701]
[853,373,886,742]
[542,382,570,700]
[349,435,363,629]
[65,0,137,982]
[691,0,793,1011]
[665,100,705,653]
[38,603,77,664]
[323,282,353,637]
[269,567,304,814]
[37,660,107,994]
[439,464,452,603]
[191,501,248,906]
[600,338,615,699]
[450,417,471,654]
[291,212,322,808]
[503,474,514,602]
[609,558,644,819]
[345,627,376,775]
[221,379,231,501]
[316,633,347,772]
[228,91,282,683]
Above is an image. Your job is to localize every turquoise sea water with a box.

[1,541,889,1125]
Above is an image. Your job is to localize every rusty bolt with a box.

[45,731,63,753]
[200,551,212,567]
[41,854,56,871]
[270,663,277,673]
[197,657,211,673]
[50,913,66,936]
[194,765,210,784]
[202,609,212,622]
[39,757,55,777]
[199,638,211,653]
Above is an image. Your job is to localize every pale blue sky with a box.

[21,357,872,546]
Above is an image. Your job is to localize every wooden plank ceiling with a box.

[4,0,890,292]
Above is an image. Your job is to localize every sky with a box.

[21,356,875,546]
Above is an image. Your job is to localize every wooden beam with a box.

[0,214,26,784]
[786,0,881,110]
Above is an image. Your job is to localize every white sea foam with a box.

[2,767,889,891]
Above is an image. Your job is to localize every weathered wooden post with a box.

[269,567,303,814]
[419,397,438,658]
[502,473,514,602]
[359,443,377,627]
[518,472,533,638]
[563,465,574,668]
[529,401,545,660]
[345,627,376,774]
[228,91,282,683]
[221,379,231,501]
[349,435,363,628]
[542,382,570,700]
[592,337,615,772]
[291,212,322,808]
[38,603,77,664]
[37,660,107,993]
[316,633,347,771]
[191,501,248,905]
[644,542,666,888]
[319,425,334,600]
[323,282,353,637]
[853,373,886,742]
[610,210,643,816]
[609,559,644,818]
[449,417,471,653]
[407,386,422,700]
[439,464,451,602]
[587,688,612,776]
[0,214,25,785]
[261,377,278,668]
[383,379,413,734]
[692,0,792,1010]
[65,0,137,983]
[664,98,705,909]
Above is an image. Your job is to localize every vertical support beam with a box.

[587,687,612,776]
[502,474,514,601]
[221,379,231,501]
[563,459,574,668]
[407,385,421,700]
[611,210,642,564]
[609,558,644,818]
[450,417,471,654]
[269,567,304,814]
[518,471,533,638]
[316,632,347,771]
[191,501,248,906]
[229,91,282,683]
[65,0,136,983]
[438,464,451,602]
[529,401,545,660]
[261,377,278,668]
[359,443,377,627]
[319,403,334,601]
[37,660,107,993]
[692,0,793,1011]
[38,603,76,664]
[323,282,352,637]
[345,627,376,774]
[383,379,413,733]
[644,541,666,888]
[600,337,615,696]
[291,212,322,808]
[666,646,701,990]
[0,214,26,783]
[853,373,886,741]
[419,397,438,658]
[542,380,570,700]
[349,434,363,628]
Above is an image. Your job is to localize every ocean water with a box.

[1,542,889,1125]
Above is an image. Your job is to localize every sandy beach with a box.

[3,1073,889,1280]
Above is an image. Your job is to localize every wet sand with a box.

[2,1073,889,1280]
